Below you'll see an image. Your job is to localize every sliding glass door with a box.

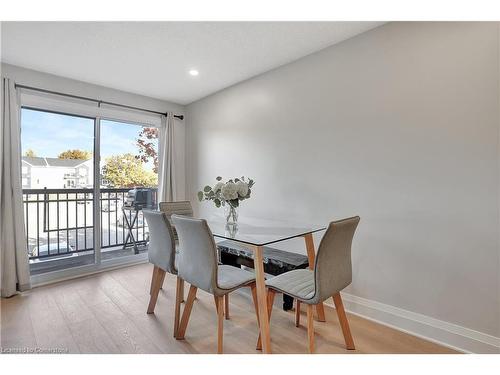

[21,108,96,275]
[20,107,159,277]
[99,119,158,262]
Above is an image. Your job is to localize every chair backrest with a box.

[314,216,360,301]
[159,201,194,240]
[171,215,218,294]
[143,210,177,274]
[159,201,193,218]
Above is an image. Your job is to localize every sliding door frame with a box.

[19,93,161,286]
[93,116,102,265]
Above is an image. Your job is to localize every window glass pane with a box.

[99,119,158,260]
[20,108,95,275]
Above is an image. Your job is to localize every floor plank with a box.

[27,288,80,353]
[68,318,121,354]
[1,263,458,354]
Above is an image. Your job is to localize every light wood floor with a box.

[1,263,457,354]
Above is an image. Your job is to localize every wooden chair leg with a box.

[216,296,224,354]
[159,271,166,290]
[173,277,184,338]
[250,284,260,329]
[332,292,355,350]
[176,285,197,340]
[147,267,165,314]
[213,295,221,315]
[224,294,230,320]
[180,281,185,303]
[149,266,158,295]
[306,304,315,353]
[315,303,326,322]
[255,288,275,350]
[295,300,301,327]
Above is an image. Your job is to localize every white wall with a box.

[186,22,500,351]
[1,63,187,199]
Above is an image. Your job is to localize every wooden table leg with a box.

[253,245,272,354]
[304,233,326,322]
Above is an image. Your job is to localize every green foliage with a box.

[58,149,92,160]
[102,153,157,188]
[24,149,37,157]
[198,176,255,209]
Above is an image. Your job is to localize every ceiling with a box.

[1,22,384,105]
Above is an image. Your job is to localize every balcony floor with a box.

[1,263,458,354]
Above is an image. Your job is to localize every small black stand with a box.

[122,206,141,254]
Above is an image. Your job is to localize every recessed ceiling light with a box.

[189,69,199,76]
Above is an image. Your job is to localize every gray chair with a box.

[159,201,194,239]
[143,210,184,338]
[158,201,194,300]
[159,200,194,218]
[171,214,260,354]
[264,216,360,353]
[161,199,232,320]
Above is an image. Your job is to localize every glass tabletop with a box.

[203,217,326,247]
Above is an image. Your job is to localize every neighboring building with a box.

[21,157,93,189]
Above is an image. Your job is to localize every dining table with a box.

[202,217,326,354]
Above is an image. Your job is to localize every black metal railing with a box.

[23,188,156,260]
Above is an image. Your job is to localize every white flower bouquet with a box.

[198,176,254,209]
[198,176,255,227]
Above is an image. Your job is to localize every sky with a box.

[21,108,158,171]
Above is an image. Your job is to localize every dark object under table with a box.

[217,240,309,311]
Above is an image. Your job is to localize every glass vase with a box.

[224,204,238,228]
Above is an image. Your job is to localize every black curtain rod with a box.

[15,84,184,120]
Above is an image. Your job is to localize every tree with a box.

[24,149,37,157]
[58,149,92,160]
[102,153,157,188]
[136,127,159,173]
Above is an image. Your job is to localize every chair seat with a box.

[266,269,316,302]
[217,265,255,292]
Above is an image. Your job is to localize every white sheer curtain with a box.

[158,112,176,202]
[1,78,31,297]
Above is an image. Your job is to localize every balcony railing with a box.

[23,188,156,260]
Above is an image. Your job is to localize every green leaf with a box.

[234,178,240,182]
[197,191,204,201]
[214,198,221,208]
[230,199,239,207]
[203,185,212,192]
[216,176,222,181]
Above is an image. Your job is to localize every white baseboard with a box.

[325,293,500,354]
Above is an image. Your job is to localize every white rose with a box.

[236,181,249,197]
[221,182,238,201]
[213,182,224,193]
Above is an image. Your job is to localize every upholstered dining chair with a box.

[171,215,260,354]
[159,200,194,230]
[262,216,360,353]
[161,200,235,319]
[143,210,184,338]
[158,201,194,299]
